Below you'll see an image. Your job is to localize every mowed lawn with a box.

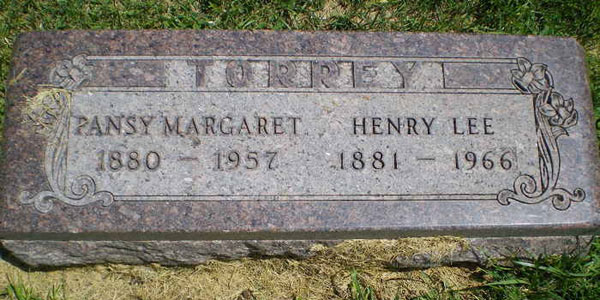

[1,1,600,299]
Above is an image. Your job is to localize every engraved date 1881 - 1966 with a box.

[336,149,516,171]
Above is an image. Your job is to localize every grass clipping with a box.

[21,88,70,136]
[0,237,484,299]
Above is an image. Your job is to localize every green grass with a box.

[345,237,600,299]
[1,0,600,299]
[476,238,600,299]
[350,271,377,300]
[0,277,64,300]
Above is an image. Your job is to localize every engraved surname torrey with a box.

[186,59,425,89]
[88,56,501,92]
[19,54,585,213]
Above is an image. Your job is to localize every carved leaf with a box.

[539,103,557,117]
[544,70,554,88]
[562,110,578,128]
[517,57,531,73]
[531,64,547,80]
[512,78,529,93]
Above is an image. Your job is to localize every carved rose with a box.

[540,92,578,128]
[511,57,554,93]
[49,54,92,89]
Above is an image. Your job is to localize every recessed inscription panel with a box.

[65,91,536,200]
[14,50,591,213]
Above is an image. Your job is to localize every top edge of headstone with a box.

[10,30,585,56]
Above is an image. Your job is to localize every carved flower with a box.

[540,92,578,128]
[49,54,92,89]
[511,57,554,93]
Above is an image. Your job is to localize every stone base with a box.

[391,235,594,269]
[1,236,594,269]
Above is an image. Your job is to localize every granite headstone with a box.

[1,31,598,267]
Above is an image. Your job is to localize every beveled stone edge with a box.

[0,235,594,269]
[0,223,598,241]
